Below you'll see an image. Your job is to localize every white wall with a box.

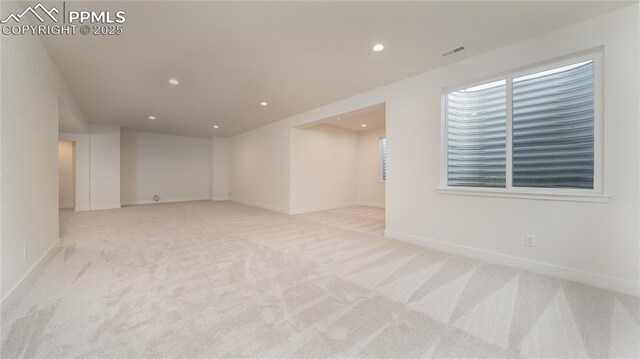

[121,130,210,205]
[211,137,229,201]
[358,128,386,208]
[230,122,291,213]
[59,97,89,134]
[61,130,226,209]
[1,0,88,303]
[89,124,121,210]
[290,125,359,214]
[382,6,639,295]
[58,141,75,209]
[228,5,640,295]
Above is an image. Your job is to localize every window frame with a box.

[379,136,387,182]
[439,52,607,202]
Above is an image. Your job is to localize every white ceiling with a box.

[44,1,631,138]
[318,104,385,132]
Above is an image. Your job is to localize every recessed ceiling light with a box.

[168,78,179,85]
[148,115,156,120]
[373,44,384,52]
[213,125,219,129]
[260,101,268,106]
[361,124,367,127]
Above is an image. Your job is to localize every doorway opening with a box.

[58,140,76,211]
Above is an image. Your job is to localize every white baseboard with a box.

[233,199,382,215]
[356,201,385,208]
[211,196,229,201]
[229,198,290,214]
[59,203,74,209]
[1,238,62,313]
[385,229,640,297]
[290,201,357,215]
[90,204,121,210]
[122,197,210,206]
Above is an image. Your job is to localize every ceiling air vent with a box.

[441,46,466,57]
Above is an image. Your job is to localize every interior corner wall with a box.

[211,137,229,201]
[58,96,89,134]
[89,124,121,210]
[121,130,210,205]
[357,128,386,208]
[1,0,88,303]
[290,125,359,214]
[228,4,640,295]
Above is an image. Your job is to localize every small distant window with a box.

[379,137,387,181]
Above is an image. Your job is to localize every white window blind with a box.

[379,137,387,181]
[512,60,594,189]
[446,80,507,187]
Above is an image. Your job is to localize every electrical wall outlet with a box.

[23,246,28,260]
[525,235,536,247]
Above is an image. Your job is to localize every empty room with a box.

[292,104,386,233]
[1,1,639,358]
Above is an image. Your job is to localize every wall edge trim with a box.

[356,201,385,208]
[229,198,291,214]
[1,238,63,313]
[289,201,358,215]
[122,197,210,206]
[385,229,640,297]
[89,204,122,210]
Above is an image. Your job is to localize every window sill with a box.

[435,187,610,203]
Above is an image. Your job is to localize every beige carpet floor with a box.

[1,201,639,358]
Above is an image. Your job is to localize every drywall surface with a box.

[381,5,639,294]
[229,121,291,213]
[58,97,88,134]
[211,137,229,201]
[358,128,386,207]
[228,5,640,294]
[0,0,87,301]
[58,141,75,209]
[290,125,359,214]
[90,124,121,210]
[121,130,210,204]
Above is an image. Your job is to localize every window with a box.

[512,61,594,189]
[379,137,387,181]
[447,80,507,188]
[443,55,602,199]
